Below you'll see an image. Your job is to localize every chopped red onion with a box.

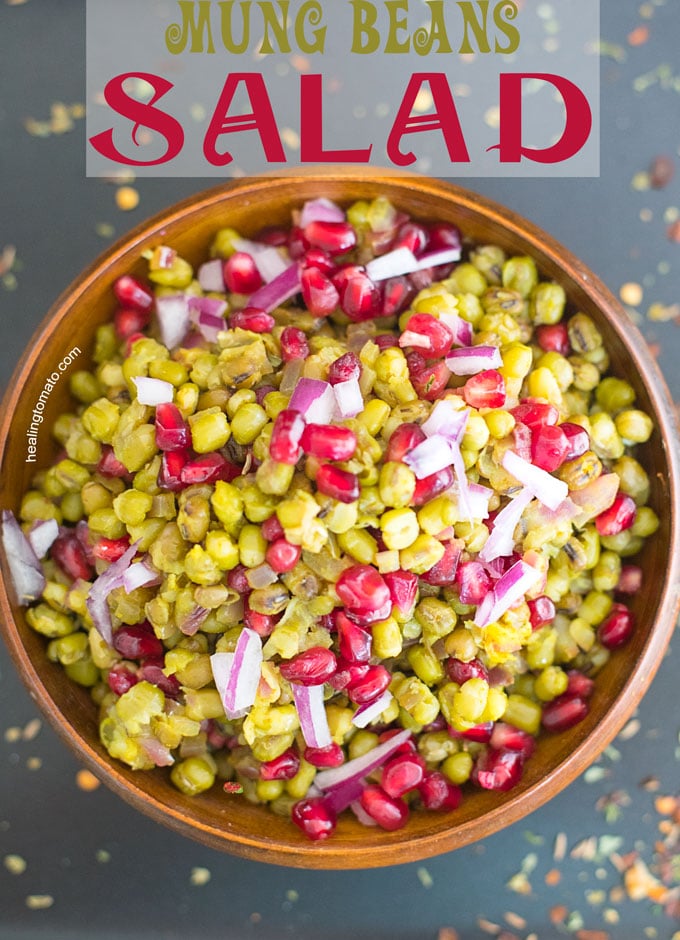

[350,798,378,827]
[365,246,417,282]
[411,247,461,271]
[1,510,45,606]
[467,482,493,520]
[502,449,569,511]
[86,541,140,646]
[398,330,432,350]
[323,777,365,815]
[122,560,161,593]
[513,422,532,462]
[289,377,335,424]
[474,559,543,628]
[253,246,289,283]
[569,473,620,525]
[422,399,468,442]
[333,377,364,418]
[299,197,345,228]
[132,376,174,406]
[211,627,262,720]
[351,690,393,728]
[178,605,210,636]
[315,728,411,792]
[154,246,177,270]
[139,735,174,767]
[446,345,502,375]
[244,262,301,314]
[438,311,473,346]
[479,487,534,562]
[292,682,332,749]
[188,295,228,326]
[404,434,455,479]
[198,258,225,293]
[449,440,474,522]
[155,294,191,350]
[27,518,59,560]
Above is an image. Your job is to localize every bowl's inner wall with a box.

[0,176,676,867]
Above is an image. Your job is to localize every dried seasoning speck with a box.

[190,866,211,886]
[76,769,100,792]
[4,726,22,743]
[26,757,42,771]
[504,911,526,930]
[477,916,501,934]
[545,868,562,886]
[26,895,54,910]
[95,849,110,863]
[437,930,460,940]
[4,854,27,875]
[619,283,644,307]
[554,831,568,861]
[417,866,433,888]
[666,221,680,243]
[95,223,115,239]
[116,187,140,212]
[649,155,675,188]
[22,718,41,741]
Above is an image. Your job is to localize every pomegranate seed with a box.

[243,605,275,637]
[463,369,506,409]
[456,561,491,606]
[598,603,634,648]
[304,220,357,256]
[261,514,284,542]
[511,399,559,428]
[381,275,415,317]
[93,536,131,563]
[566,669,595,699]
[328,351,361,386]
[301,424,357,461]
[180,452,231,485]
[315,464,360,503]
[51,532,94,581]
[528,595,556,630]
[393,221,429,255]
[270,409,305,464]
[97,446,131,479]
[421,539,462,586]
[335,611,372,663]
[155,402,191,452]
[255,386,276,403]
[561,421,590,460]
[223,252,263,294]
[381,753,426,797]
[227,565,252,595]
[112,622,163,660]
[328,659,369,692]
[400,313,454,358]
[113,275,154,312]
[446,657,488,684]
[412,466,454,506]
[287,225,310,259]
[304,743,344,768]
[512,422,533,461]
[124,331,147,357]
[359,786,409,831]
[292,797,337,840]
[257,225,288,247]
[107,664,139,696]
[489,723,536,759]
[531,424,570,472]
[541,694,589,732]
[407,353,452,401]
[138,660,181,697]
[279,647,338,686]
[419,771,462,811]
[259,748,300,781]
[230,308,275,332]
[383,569,418,619]
[595,493,637,536]
[409,267,435,291]
[301,247,336,274]
[265,538,301,574]
[427,221,462,252]
[385,423,426,463]
[114,306,150,340]
[449,721,494,743]
[301,266,340,317]
[336,565,392,624]
[347,664,391,705]
[158,450,189,491]
[535,322,570,355]
[617,564,643,594]
[332,265,381,321]
[280,326,309,362]
[473,747,524,791]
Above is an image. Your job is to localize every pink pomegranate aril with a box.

[446,657,489,685]
[528,594,556,630]
[261,514,285,542]
[421,539,462,586]
[595,493,637,536]
[304,220,357,256]
[328,351,361,385]
[329,658,370,692]
[97,445,132,479]
[114,306,150,340]
[113,274,154,312]
[360,786,409,831]
[541,694,589,732]
[138,660,181,697]
[304,743,345,768]
[617,564,643,594]
[51,533,94,581]
[107,664,139,696]
[112,622,164,660]
[449,721,493,744]
[535,322,571,355]
[598,603,635,648]
[315,464,360,503]
[427,221,462,252]
[381,275,415,317]
[456,561,491,606]
[257,225,288,247]
[301,424,357,461]
[92,536,131,563]
[336,611,372,663]
[412,466,455,506]
[229,308,275,333]
[347,664,391,705]
[381,753,426,798]
[259,748,301,781]
[158,450,189,491]
[419,771,462,811]
[489,723,536,760]
[393,220,429,255]
[265,538,301,574]
[270,409,305,464]
[279,325,309,362]
[400,312,454,358]
[383,569,418,618]
[531,424,570,472]
[462,370,506,409]
[227,564,252,596]
[385,422,427,463]
[333,265,381,321]
[561,421,590,460]
[223,251,263,294]
[301,265,340,317]
[291,797,337,841]
[243,605,276,637]
[155,402,191,452]
[279,647,338,685]
[287,225,310,259]
[566,669,595,699]
[407,355,453,402]
[511,399,559,429]
[473,747,524,791]
[180,452,230,485]
[302,247,336,274]
[336,565,392,623]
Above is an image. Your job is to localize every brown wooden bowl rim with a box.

[1,168,680,868]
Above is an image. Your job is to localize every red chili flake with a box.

[549,905,569,925]
[223,781,244,794]
[627,25,649,45]
[575,932,610,940]
[649,155,675,189]
[667,220,680,243]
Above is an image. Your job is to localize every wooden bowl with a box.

[1,170,679,869]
